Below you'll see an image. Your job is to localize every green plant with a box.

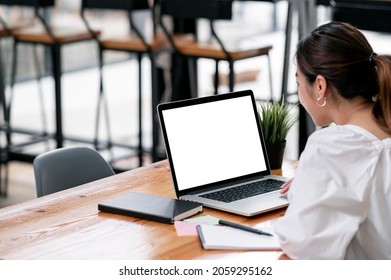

[257,98,296,144]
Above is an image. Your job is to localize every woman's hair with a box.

[296,21,391,133]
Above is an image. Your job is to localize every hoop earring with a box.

[317,97,326,107]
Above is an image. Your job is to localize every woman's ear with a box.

[315,75,328,98]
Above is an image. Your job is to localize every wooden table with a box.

[0,160,297,260]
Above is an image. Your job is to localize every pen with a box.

[218,219,273,236]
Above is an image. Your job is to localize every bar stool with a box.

[159,0,274,99]
[81,0,165,166]
[0,2,56,195]
[3,0,100,155]
[0,1,53,155]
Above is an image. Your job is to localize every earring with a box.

[316,97,326,107]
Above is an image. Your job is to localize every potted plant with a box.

[257,98,296,170]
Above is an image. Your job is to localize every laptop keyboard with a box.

[200,179,284,203]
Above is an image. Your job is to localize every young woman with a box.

[273,21,391,259]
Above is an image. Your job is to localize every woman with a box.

[273,21,391,259]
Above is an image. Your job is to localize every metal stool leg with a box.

[137,53,143,166]
[0,40,9,197]
[228,60,234,92]
[150,53,159,162]
[0,160,9,197]
[94,47,104,149]
[172,54,183,101]
[6,39,17,145]
[32,43,50,149]
[94,46,113,152]
[214,60,219,95]
[50,43,64,149]
[267,53,274,101]
[188,57,197,98]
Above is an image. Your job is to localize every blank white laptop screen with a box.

[162,95,268,191]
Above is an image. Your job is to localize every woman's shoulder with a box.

[303,124,388,159]
[308,124,384,146]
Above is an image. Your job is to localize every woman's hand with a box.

[280,177,294,196]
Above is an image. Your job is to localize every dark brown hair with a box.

[296,21,391,133]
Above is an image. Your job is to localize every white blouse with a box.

[273,125,391,259]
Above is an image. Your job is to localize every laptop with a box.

[157,90,289,216]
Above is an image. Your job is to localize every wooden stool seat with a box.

[174,34,273,60]
[12,25,101,44]
[0,28,8,37]
[3,19,35,30]
[99,32,167,53]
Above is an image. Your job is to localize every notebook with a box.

[98,192,203,224]
[196,224,280,250]
[157,90,289,216]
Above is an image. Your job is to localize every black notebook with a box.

[98,192,203,224]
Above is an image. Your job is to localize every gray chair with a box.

[33,146,115,197]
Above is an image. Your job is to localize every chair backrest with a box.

[81,0,149,11]
[0,0,54,34]
[331,0,391,33]
[159,0,233,56]
[81,0,152,49]
[0,0,54,7]
[317,0,331,6]
[33,146,115,197]
[160,0,232,21]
